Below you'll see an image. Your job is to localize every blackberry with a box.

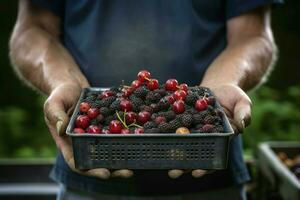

[104,115,114,126]
[161,110,176,121]
[195,123,204,130]
[169,119,182,131]
[202,124,215,133]
[157,98,170,111]
[100,107,111,117]
[90,119,99,125]
[151,113,159,120]
[155,88,167,96]
[133,86,149,99]
[146,91,161,103]
[143,121,157,130]
[186,108,198,115]
[207,105,216,115]
[185,93,198,106]
[158,122,172,133]
[94,96,116,108]
[140,105,154,113]
[213,125,224,133]
[110,99,120,111]
[91,100,102,108]
[192,114,204,125]
[130,96,144,107]
[144,128,160,133]
[203,115,217,124]
[181,114,193,127]
[150,104,161,113]
[84,95,97,104]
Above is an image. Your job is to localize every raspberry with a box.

[143,121,157,130]
[158,122,172,133]
[181,114,193,127]
[185,93,198,106]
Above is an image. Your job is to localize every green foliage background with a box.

[0,1,299,158]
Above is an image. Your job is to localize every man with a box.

[9,0,281,199]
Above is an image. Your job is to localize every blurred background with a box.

[0,1,299,199]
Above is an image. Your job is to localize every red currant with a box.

[120,99,133,112]
[131,80,142,90]
[86,125,102,134]
[109,120,123,134]
[147,79,159,90]
[195,99,208,111]
[178,83,188,92]
[74,128,85,134]
[172,100,185,114]
[125,111,138,124]
[87,108,99,119]
[173,90,187,100]
[137,111,151,124]
[165,79,178,91]
[75,115,90,129]
[137,70,151,82]
[80,102,90,113]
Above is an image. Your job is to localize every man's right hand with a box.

[43,83,133,179]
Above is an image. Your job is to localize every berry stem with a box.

[116,111,128,129]
[128,123,143,128]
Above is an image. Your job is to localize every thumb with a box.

[233,97,252,133]
[44,98,69,136]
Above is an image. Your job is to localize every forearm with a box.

[9,3,88,95]
[201,35,276,91]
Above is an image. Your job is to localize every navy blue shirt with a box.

[32,0,282,195]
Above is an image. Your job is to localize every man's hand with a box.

[44,83,133,179]
[168,84,252,179]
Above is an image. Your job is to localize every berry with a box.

[109,120,123,133]
[202,124,215,133]
[178,83,188,92]
[165,79,178,91]
[158,122,172,133]
[125,111,138,124]
[121,129,130,134]
[155,88,167,96]
[133,86,149,99]
[157,98,170,110]
[143,121,157,130]
[75,115,90,129]
[165,95,175,104]
[169,119,182,131]
[87,108,99,119]
[176,127,190,134]
[134,128,144,134]
[131,80,142,90]
[155,116,166,125]
[140,105,154,113]
[161,110,176,121]
[146,91,161,103]
[173,90,187,100]
[120,99,133,112]
[137,111,151,124]
[80,102,90,113]
[99,90,115,99]
[147,79,159,90]
[204,115,215,124]
[181,114,193,127]
[96,114,104,123]
[192,113,205,125]
[100,107,111,117]
[74,128,85,134]
[86,125,102,134]
[185,93,198,106]
[84,95,96,104]
[195,99,208,111]
[102,128,110,134]
[110,99,120,111]
[137,70,151,82]
[206,96,216,105]
[172,100,185,114]
[122,88,134,98]
[109,86,121,93]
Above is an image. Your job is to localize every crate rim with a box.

[66,87,235,137]
[258,142,300,189]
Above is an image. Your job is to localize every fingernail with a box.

[56,121,63,135]
[192,170,206,178]
[241,119,245,129]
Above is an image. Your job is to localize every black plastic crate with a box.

[257,142,300,200]
[66,88,234,170]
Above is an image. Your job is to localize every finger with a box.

[191,169,207,178]
[44,96,69,136]
[85,168,111,180]
[233,96,252,132]
[168,169,184,179]
[111,169,133,178]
